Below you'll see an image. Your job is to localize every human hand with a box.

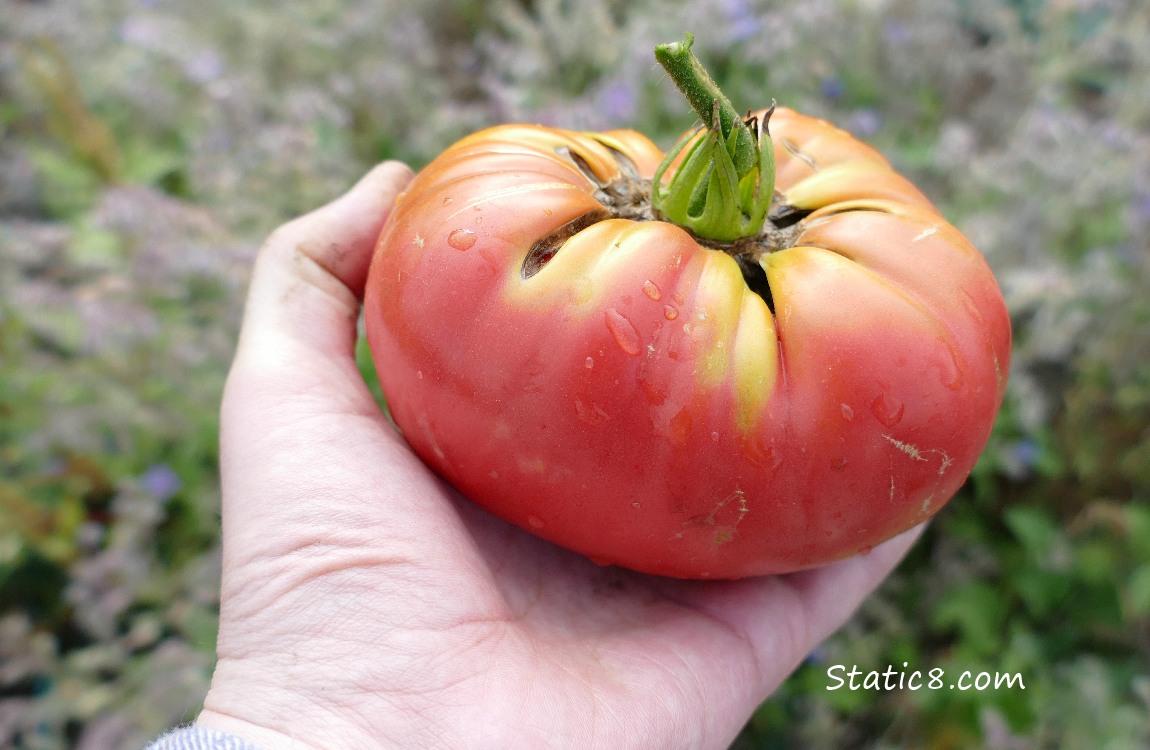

[195,162,921,750]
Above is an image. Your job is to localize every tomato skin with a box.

[364,108,1011,579]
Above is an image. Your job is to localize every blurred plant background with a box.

[1,0,1148,747]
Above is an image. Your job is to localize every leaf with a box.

[931,581,1007,656]
[1004,505,1061,560]
[1125,505,1150,562]
[1126,564,1150,617]
[1013,568,1072,618]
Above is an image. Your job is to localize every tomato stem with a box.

[652,34,776,243]
[654,34,755,178]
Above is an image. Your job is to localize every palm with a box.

[196,163,917,750]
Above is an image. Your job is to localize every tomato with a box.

[364,36,1010,578]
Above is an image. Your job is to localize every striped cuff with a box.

[145,725,266,750]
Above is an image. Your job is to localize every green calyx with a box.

[652,34,776,244]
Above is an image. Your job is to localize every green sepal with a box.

[652,104,775,243]
[651,35,777,243]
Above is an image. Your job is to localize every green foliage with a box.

[743,492,1150,748]
[3,0,1149,747]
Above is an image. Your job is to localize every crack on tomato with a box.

[555,145,653,222]
[558,146,602,186]
[521,209,610,279]
[781,138,818,171]
[814,205,893,219]
[768,203,813,228]
[709,220,808,314]
[597,141,641,181]
[549,144,821,314]
[733,255,774,313]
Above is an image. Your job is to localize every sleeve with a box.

[144,725,266,750]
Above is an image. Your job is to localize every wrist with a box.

[195,653,401,750]
[195,710,325,750]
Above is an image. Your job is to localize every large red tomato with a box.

[364,36,1010,578]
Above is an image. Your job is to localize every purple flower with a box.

[597,81,636,123]
[140,464,182,501]
[848,108,884,137]
[883,20,911,45]
[723,0,764,41]
[185,51,226,84]
[1133,193,1150,226]
[804,645,828,664]
[1012,438,1042,470]
[820,76,846,100]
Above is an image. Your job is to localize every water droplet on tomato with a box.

[447,228,476,250]
[585,356,594,369]
[527,515,545,529]
[839,403,855,421]
[442,196,454,205]
[642,279,662,300]
[604,308,642,355]
[663,305,679,320]
[869,393,905,427]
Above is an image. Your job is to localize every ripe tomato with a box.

[364,38,1010,578]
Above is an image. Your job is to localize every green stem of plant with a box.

[654,33,756,178]
[651,34,775,243]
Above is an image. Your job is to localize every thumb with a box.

[219,162,415,527]
[233,161,414,391]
